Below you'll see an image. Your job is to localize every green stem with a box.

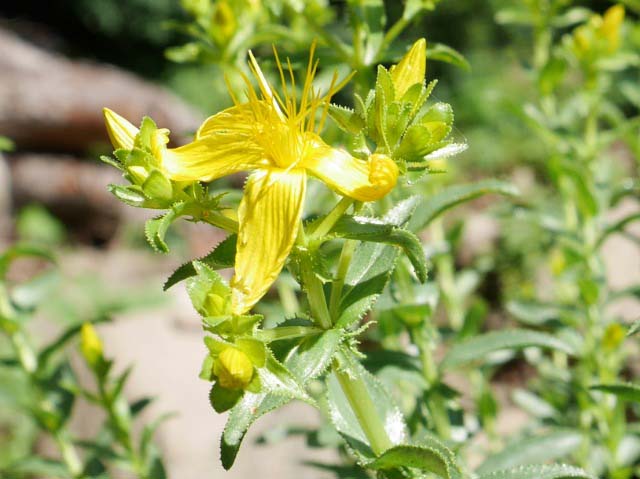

[257,326,322,342]
[411,326,451,440]
[329,239,358,320]
[333,360,393,455]
[376,17,409,63]
[300,253,332,329]
[301,9,351,62]
[310,197,354,240]
[203,210,239,233]
[300,215,393,457]
[431,219,464,330]
[54,430,84,478]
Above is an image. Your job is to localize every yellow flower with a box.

[162,45,399,315]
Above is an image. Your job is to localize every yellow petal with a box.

[231,168,306,314]
[164,104,269,182]
[196,102,269,139]
[103,108,138,150]
[304,137,398,202]
[390,38,427,97]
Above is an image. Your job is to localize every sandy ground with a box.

[50,249,337,479]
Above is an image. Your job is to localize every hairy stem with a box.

[333,359,393,455]
[329,239,357,320]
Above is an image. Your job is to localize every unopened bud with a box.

[390,38,427,97]
[214,347,254,390]
[80,323,104,368]
[103,108,138,151]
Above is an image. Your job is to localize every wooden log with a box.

[0,27,202,151]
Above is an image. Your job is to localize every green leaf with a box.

[0,135,15,152]
[142,170,173,201]
[39,317,111,367]
[108,184,147,208]
[163,235,236,290]
[285,329,343,383]
[333,216,427,283]
[0,244,55,279]
[186,261,231,317]
[165,42,201,62]
[329,104,365,134]
[144,203,186,253]
[426,43,470,70]
[337,242,397,329]
[590,383,640,403]
[210,383,243,413]
[628,318,640,336]
[100,154,122,170]
[139,413,175,464]
[477,430,583,474]
[11,269,59,311]
[476,464,595,479]
[2,457,71,478]
[506,300,564,325]
[441,329,577,370]
[221,393,290,469]
[408,180,519,232]
[257,355,310,401]
[368,445,451,478]
[597,212,640,247]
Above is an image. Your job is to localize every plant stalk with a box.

[333,360,393,456]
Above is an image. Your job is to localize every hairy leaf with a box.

[476,464,595,479]
[441,329,577,370]
[164,235,236,290]
[409,180,519,232]
[477,430,582,474]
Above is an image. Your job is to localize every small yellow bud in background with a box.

[368,154,399,197]
[214,347,254,390]
[600,4,625,52]
[211,1,237,44]
[80,323,104,368]
[550,248,566,276]
[603,323,625,351]
[390,38,427,98]
[103,108,137,151]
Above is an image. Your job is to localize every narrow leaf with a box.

[477,430,583,474]
[221,393,290,469]
[163,235,236,290]
[441,329,577,370]
[333,216,427,282]
[590,383,640,403]
[476,464,595,479]
[409,180,519,232]
[368,445,451,478]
